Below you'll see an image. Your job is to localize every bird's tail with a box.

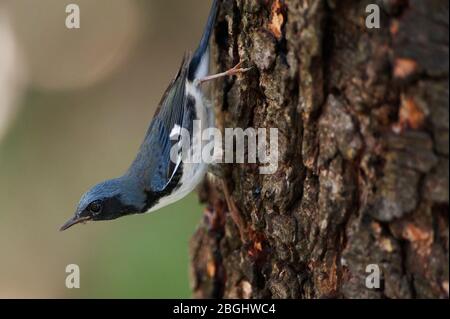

[188,0,221,80]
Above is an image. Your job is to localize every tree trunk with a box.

[189,0,449,299]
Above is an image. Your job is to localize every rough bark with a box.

[190,0,449,299]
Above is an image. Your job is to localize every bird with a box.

[60,0,250,231]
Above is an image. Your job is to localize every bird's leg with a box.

[220,179,247,242]
[196,62,252,86]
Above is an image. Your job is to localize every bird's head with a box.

[60,177,146,231]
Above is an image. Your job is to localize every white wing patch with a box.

[147,82,211,214]
[169,124,182,139]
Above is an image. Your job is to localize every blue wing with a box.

[127,1,220,193]
[128,55,193,193]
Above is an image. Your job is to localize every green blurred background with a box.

[0,0,210,298]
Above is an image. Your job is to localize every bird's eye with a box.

[88,201,102,215]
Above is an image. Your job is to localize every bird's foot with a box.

[196,61,252,86]
[224,61,253,77]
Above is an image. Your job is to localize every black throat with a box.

[142,163,184,213]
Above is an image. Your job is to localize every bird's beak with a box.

[59,215,92,232]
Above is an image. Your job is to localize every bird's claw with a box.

[226,61,253,76]
[196,61,253,86]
